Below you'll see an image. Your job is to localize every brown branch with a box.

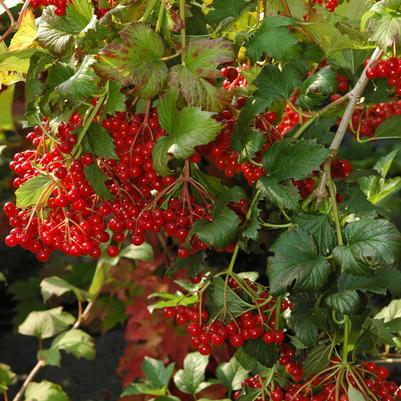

[315,47,382,204]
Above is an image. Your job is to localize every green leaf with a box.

[191,207,240,248]
[103,81,126,116]
[56,57,99,100]
[303,344,332,378]
[216,357,249,391]
[234,348,257,370]
[206,0,255,24]
[167,252,207,277]
[25,381,70,401]
[376,299,401,322]
[0,272,6,282]
[120,243,154,262]
[289,293,322,346]
[359,175,401,204]
[336,269,401,297]
[238,389,262,401]
[332,219,401,276]
[174,352,209,395]
[142,358,175,388]
[328,48,371,76]
[231,98,270,154]
[263,139,329,181]
[0,364,16,393]
[348,385,367,401]
[206,277,252,320]
[242,206,261,241]
[36,0,94,55]
[293,212,336,255]
[303,19,355,55]
[15,174,52,208]
[363,0,401,49]
[148,292,198,313]
[37,348,61,367]
[152,136,173,177]
[83,163,113,200]
[188,187,245,248]
[246,16,300,62]
[168,38,234,112]
[96,23,167,99]
[268,229,330,295]
[234,130,264,163]
[254,64,302,108]
[121,382,166,397]
[375,115,401,138]
[84,122,117,159]
[39,327,96,366]
[40,276,89,302]
[297,66,337,110]
[153,90,222,174]
[242,339,279,368]
[18,307,75,339]
[325,290,360,314]
[354,317,395,354]
[374,150,398,177]
[257,177,301,210]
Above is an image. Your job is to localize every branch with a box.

[0,0,30,44]
[12,297,97,401]
[315,47,382,202]
[11,361,45,401]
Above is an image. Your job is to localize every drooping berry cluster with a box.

[351,100,401,137]
[202,110,265,185]
[164,279,291,356]
[234,374,286,401]
[286,362,398,401]
[4,113,114,261]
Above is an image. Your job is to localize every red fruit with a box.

[107,245,119,257]
[376,366,390,379]
[230,334,244,347]
[198,344,211,355]
[211,333,225,345]
[263,331,275,344]
[81,153,94,165]
[273,330,285,344]
[271,388,284,401]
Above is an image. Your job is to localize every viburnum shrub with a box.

[4,0,401,400]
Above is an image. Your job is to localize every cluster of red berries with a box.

[234,375,285,401]
[203,110,264,185]
[366,57,401,95]
[351,100,401,137]
[277,103,299,135]
[163,280,292,356]
[5,107,240,260]
[4,113,113,261]
[284,361,397,401]
[30,0,70,16]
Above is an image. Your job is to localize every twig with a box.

[0,0,30,43]
[280,0,291,17]
[315,47,382,202]
[12,299,96,401]
[12,361,45,401]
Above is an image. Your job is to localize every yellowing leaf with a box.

[9,9,38,51]
[0,85,15,130]
[0,70,24,86]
